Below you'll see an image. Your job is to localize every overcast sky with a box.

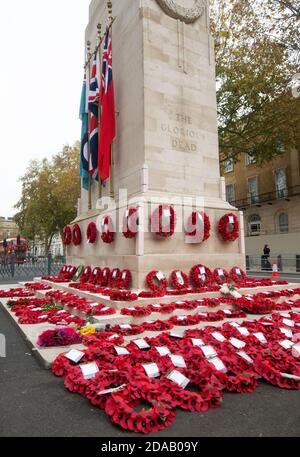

[0,0,91,217]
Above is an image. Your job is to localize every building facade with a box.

[0,217,19,241]
[222,149,300,266]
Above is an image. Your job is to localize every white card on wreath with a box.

[80,362,99,380]
[236,327,250,337]
[229,338,246,349]
[134,339,150,350]
[170,331,185,339]
[169,354,186,368]
[200,267,206,275]
[279,339,294,349]
[237,351,253,364]
[89,303,100,308]
[192,338,205,347]
[142,363,160,378]
[223,310,232,315]
[210,357,227,373]
[120,324,132,330]
[155,346,170,356]
[229,216,234,224]
[65,349,85,363]
[98,384,126,395]
[156,271,165,281]
[280,328,293,339]
[229,322,240,328]
[212,332,226,343]
[282,319,295,328]
[108,334,119,340]
[201,345,217,359]
[177,316,187,321]
[253,332,267,344]
[167,370,190,389]
[115,346,130,356]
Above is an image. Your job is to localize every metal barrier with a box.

[0,255,65,283]
[246,255,300,273]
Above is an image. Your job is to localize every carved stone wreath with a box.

[155,0,206,24]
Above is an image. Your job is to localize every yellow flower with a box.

[79,325,96,336]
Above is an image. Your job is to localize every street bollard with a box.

[296,255,300,273]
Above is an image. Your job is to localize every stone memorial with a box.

[68,0,245,289]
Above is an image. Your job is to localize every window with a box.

[248,214,261,236]
[248,176,259,204]
[226,184,236,205]
[275,168,288,199]
[245,153,256,166]
[278,213,289,233]
[223,158,233,173]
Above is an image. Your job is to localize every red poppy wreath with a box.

[150,205,176,238]
[190,264,213,287]
[185,211,211,243]
[170,270,190,290]
[72,224,82,246]
[122,208,139,239]
[63,226,72,246]
[218,213,239,242]
[101,215,115,244]
[146,271,168,293]
[86,222,97,244]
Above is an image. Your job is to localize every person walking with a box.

[263,244,270,259]
[3,238,8,264]
[263,244,271,270]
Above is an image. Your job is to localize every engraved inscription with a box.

[161,112,200,153]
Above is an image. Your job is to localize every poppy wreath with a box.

[117,270,132,290]
[105,387,176,434]
[63,226,72,245]
[230,266,247,284]
[85,371,129,410]
[218,213,240,242]
[100,267,111,287]
[150,204,176,238]
[109,268,121,288]
[159,378,223,413]
[185,211,211,243]
[212,268,230,285]
[190,264,213,288]
[109,291,138,302]
[122,207,139,239]
[72,224,82,246]
[89,267,102,285]
[86,222,97,244]
[146,271,168,294]
[170,270,190,290]
[80,266,92,284]
[101,215,115,244]
[254,351,300,390]
[235,296,275,314]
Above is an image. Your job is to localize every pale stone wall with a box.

[70,0,245,289]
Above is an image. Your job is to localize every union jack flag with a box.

[88,52,100,180]
[99,29,116,181]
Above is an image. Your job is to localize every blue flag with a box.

[79,73,89,190]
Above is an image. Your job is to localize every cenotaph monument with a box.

[67,0,246,290]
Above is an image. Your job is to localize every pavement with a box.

[1,294,300,437]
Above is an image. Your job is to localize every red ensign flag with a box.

[99,29,116,181]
